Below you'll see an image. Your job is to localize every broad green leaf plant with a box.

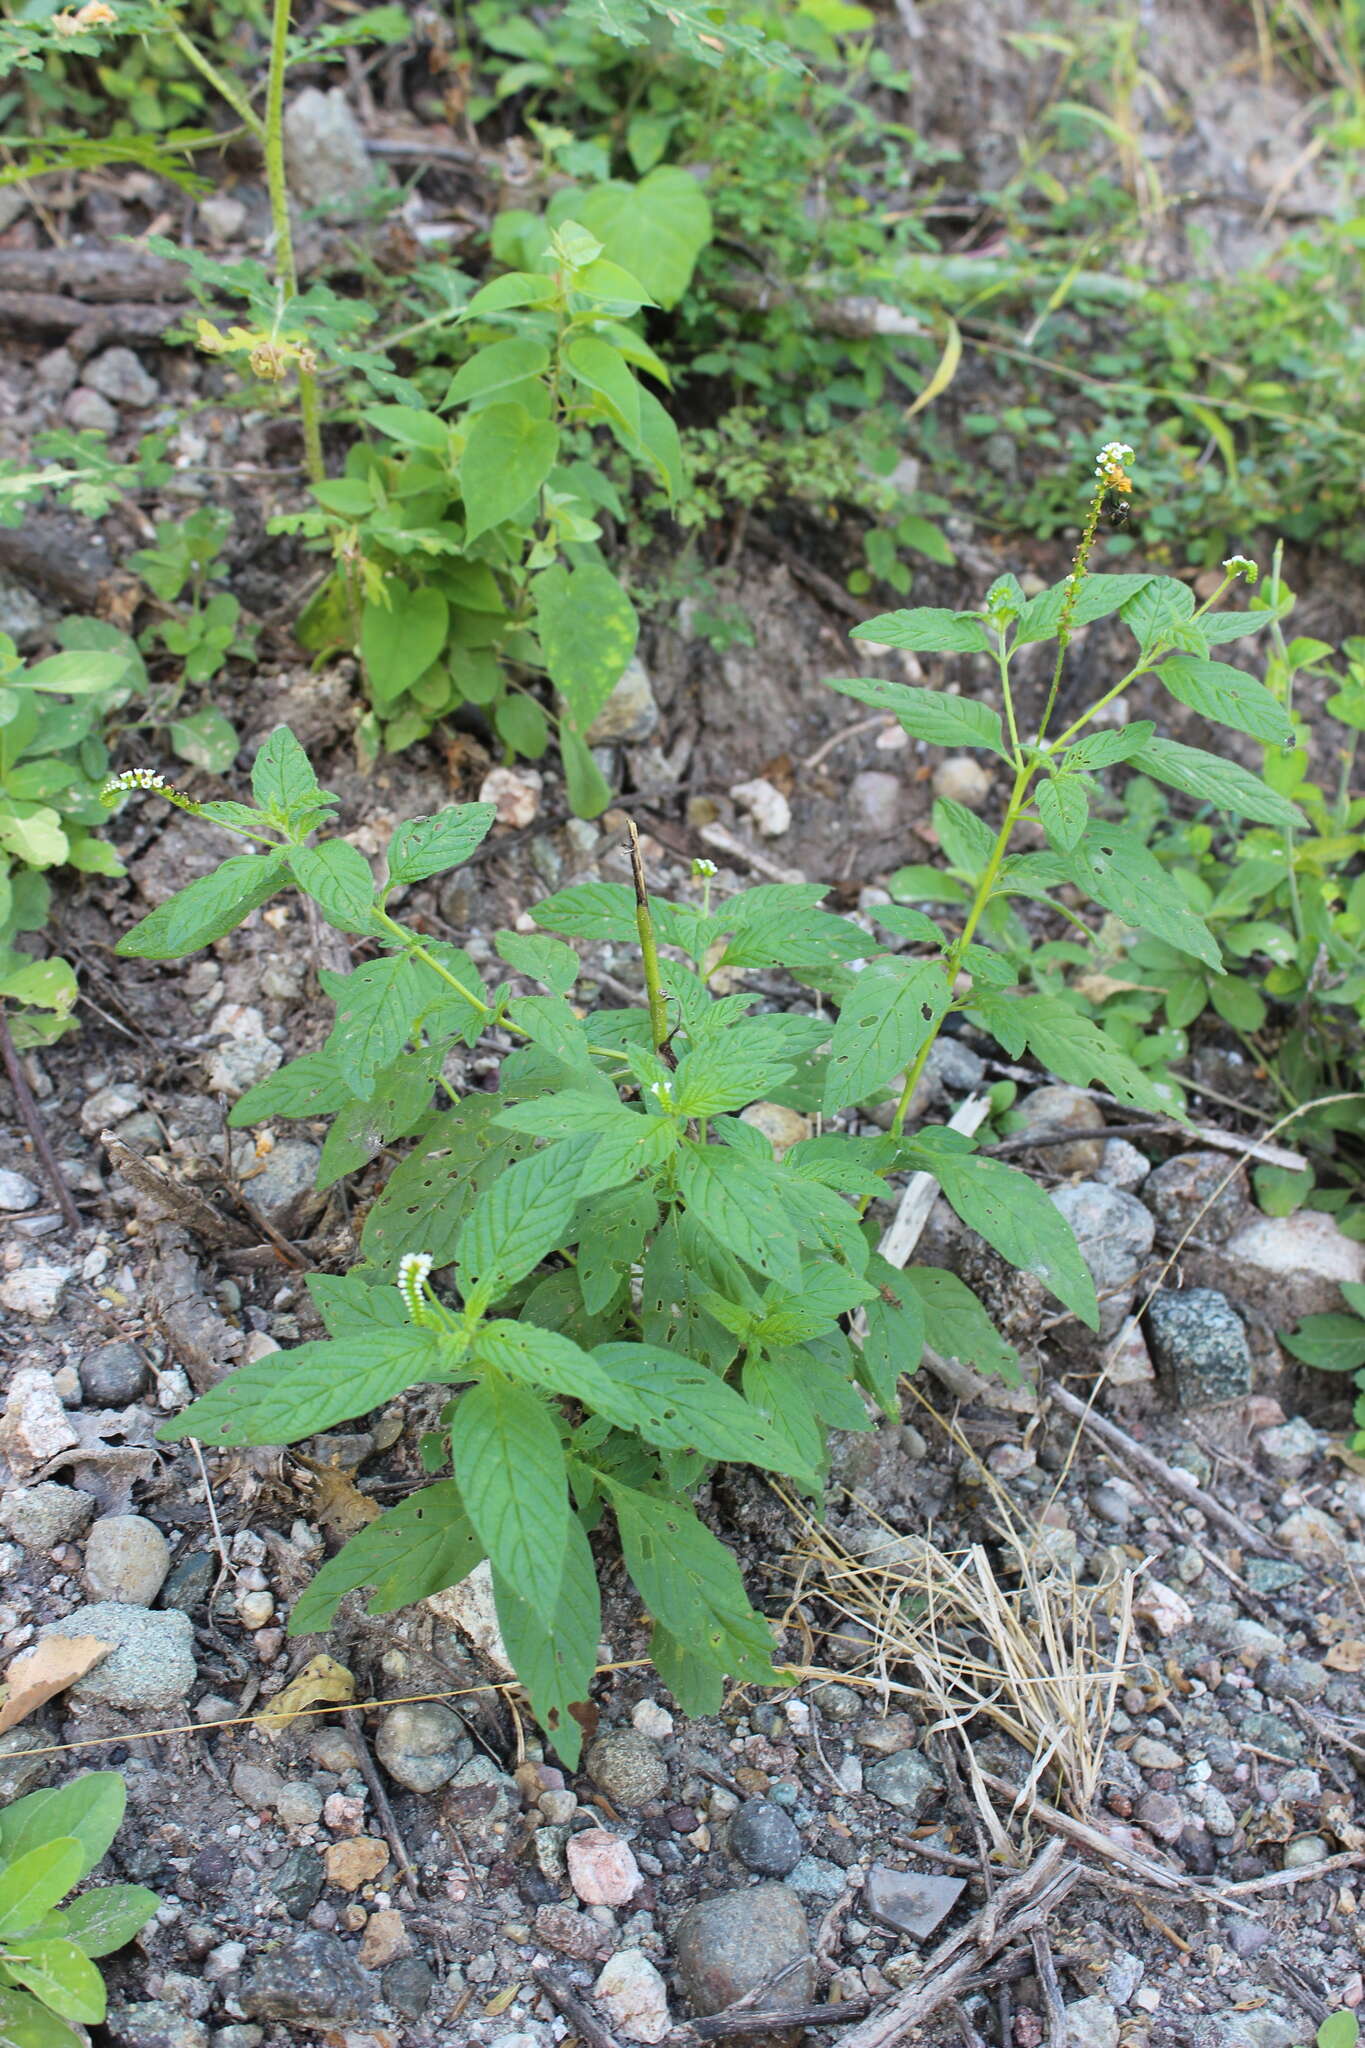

[103,444,1296,1757]
[0,1770,159,2048]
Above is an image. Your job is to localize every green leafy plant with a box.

[1313,2011,1361,2048]
[1,628,135,1047]
[1280,1283,1365,1452]
[97,441,1308,1754]
[0,1769,159,2048]
[125,505,252,771]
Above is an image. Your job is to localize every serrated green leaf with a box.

[534,882,639,942]
[1119,575,1195,652]
[1127,736,1302,828]
[160,1329,443,1448]
[316,1048,439,1189]
[826,676,1007,756]
[970,991,1176,1116]
[494,930,579,994]
[1015,573,1156,645]
[670,1033,797,1116]
[858,1253,926,1413]
[452,1375,569,1626]
[492,1509,599,1766]
[362,1096,537,1273]
[824,957,950,1113]
[321,954,420,1097]
[608,1482,781,1688]
[1069,823,1221,970]
[229,1047,353,1127]
[114,853,288,960]
[1155,655,1293,745]
[741,1351,825,1480]
[674,1143,804,1286]
[457,1138,593,1296]
[289,1483,483,1634]
[905,1266,1018,1380]
[594,1341,815,1476]
[289,840,378,934]
[385,804,497,886]
[851,607,991,654]
[902,1137,1099,1326]
[251,725,321,820]
[1035,774,1088,852]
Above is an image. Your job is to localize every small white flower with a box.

[691,858,718,880]
[103,768,167,796]
[1222,554,1259,583]
[396,1252,434,1318]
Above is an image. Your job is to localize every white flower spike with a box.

[1222,554,1259,584]
[102,769,167,797]
[396,1252,434,1320]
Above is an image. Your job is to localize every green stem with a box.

[263,0,324,485]
[628,821,672,1055]
[1036,490,1105,746]
[168,24,263,136]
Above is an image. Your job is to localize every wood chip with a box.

[0,1635,111,1734]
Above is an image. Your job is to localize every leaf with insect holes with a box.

[492,1511,599,1768]
[674,1143,804,1288]
[158,1329,444,1448]
[288,1484,484,1635]
[1154,655,1293,745]
[1068,823,1222,970]
[361,1096,537,1273]
[901,1133,1099,1327]
[451,1375,569,1628]
[249,725,321,821]
[606,1481,783,1697]
[823,957,950,1113]
[386,805,497,885]
[1035,775,1088,852]
[320,955,421,1098]
[969,991,1177,1117]
[858,1252,927,1413]
[1127,736,1303,828]
[114,853,289,960]
[456,1137,594,1297]
[826,676,1008,756]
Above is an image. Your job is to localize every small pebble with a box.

[0,1170,39,1211]
[84,1514,171,1606]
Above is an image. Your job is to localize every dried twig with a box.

[1218,1850,1365,1896]
[0,1003,81,1232]
[1044,1379,1278,1556]
[341,1708,420,1905]
[1030,1927,1068,2045]
[532,1967,622,2048]
[685,1997,872,2039]
[837,1842,1079,2048]
[977,1771,1186,1893]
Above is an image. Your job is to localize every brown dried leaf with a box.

[0,1635,111,1735]
[1324,1639,1365,1673]
[257,1653,355,1735]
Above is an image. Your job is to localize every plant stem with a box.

[168,24,263,137]
[262,0,324,484]
[628,821,672,1055]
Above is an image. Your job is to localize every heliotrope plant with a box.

[101,445,1299,1757]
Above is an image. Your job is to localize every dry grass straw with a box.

[781,1387,1137,1841]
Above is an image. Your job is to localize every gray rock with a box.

[1237,1712,1303,1762]
[0,1482,95,1549]
[1089,1484,1134,1526]
[808,1681,860,1722]
[83,347,160,407]
[1275,1505,1345,1560]
[849,770,902,838]
[81,1340,149,1405]
[1105,1952,1144,2005]
[241,1931,375,2024]
[0,568,52,648]
[1063,1998,1120,2048]
[585,1728,667,1808]
[674,1884,814,2048]
[1258,1655,1330,1705]
[382,1956,435,2018]
[107,2003,208,2048]
[1145,1288,1251,1407]
[85,1513,171,1605]
[39,1603,195,1708]
[783,1854,846,1900]
[160,1552,213,1613]
[35,346,79,396]
[1096,1138,1149,1192]
[1283,1833,1329,1867]
[211,2030,265,2048]
[375,1701,472,1792]
[242,1139,321,1217]
[1224,1210,1365,1319]
[1255,1416,1319,1481]
[206,1035,282,1096]
[1,1368,79,1473]
[272,1845,325,1919]
[1011,1085,1106,1174]
[1129,1736,1183,1771]
[81,1082,140,1133]
[1202,2011,1299,2048]
[0,1264,74,1322]
[864,1748,944,1820]
[863,1864,966,1939]
[1134,1791,1185,1842]
[282,88,383,216]
[231,1761,285,1810]
[728,1798,802,1878]
[1225,1917,1273,1959]
[275,1780,324,1828]
[1050,1181,1155,1336]
[587,656,659,743]
[0,1727,50,1800]
[1141,1151,1248,1244]
[64,386,119,434]
[198,194,248,244]
[0,1169,39,1210]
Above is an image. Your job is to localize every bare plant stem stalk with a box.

[629,821,672,1055]
[263,0,324,484]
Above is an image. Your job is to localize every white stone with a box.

[730,777,792,838]
[0,1264,73,1321]
[630,1698,674,1741]
[932,755,992,809]
[479,766,543,829]
[1226,1210,1365,1286]
[593,1949,670,2044]
[0,1369,79,1475]
[0,1170,40,1211]
[1132,1577,1194,1636]
[586,657,659,744]
[426,1558,514,1675]
[738,1101,811,1160]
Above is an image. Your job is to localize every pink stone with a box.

[566,1827,642,1906]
